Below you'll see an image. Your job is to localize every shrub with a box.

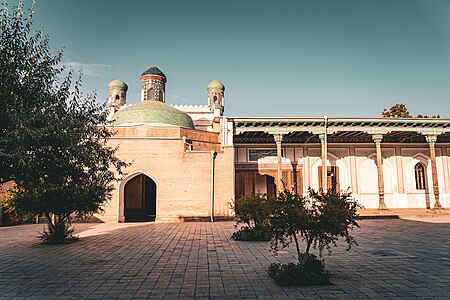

[40,219,79,244]
[232,193,273,241]
[231,226,272,241]
[268,256,331,286]
[268,188,361,285]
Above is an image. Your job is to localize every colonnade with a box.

[271,132,442,209]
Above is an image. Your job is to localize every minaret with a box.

[140,66,167,102]
[207,79,225,115]
[108,79,128,110]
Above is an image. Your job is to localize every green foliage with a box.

[382,103,440,118]
[231,226,272,241]
[233,193,272,229]
[267,188,360,285]
[0,1,128,243]
[269,188,361,266]
[416,114,440,118]
[232,193,273,241]
[382,104,412,118]
[268,254,330,286]
[39,218,79,244]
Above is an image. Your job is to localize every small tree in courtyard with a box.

[267,188,361,286]
[232,193,273,241]
[0,1,128,243]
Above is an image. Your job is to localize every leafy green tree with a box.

[381,103,412,118]
[232,193,273,241]
[382,103,440,118]
[269,188,361,267]
[0,1,128,243]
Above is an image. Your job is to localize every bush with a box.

[40,220,79,244]
[232,193,273,241]
[268,254,330,286]
[267,188,361,285]
[231,226,272,241]
[269,188,361,266]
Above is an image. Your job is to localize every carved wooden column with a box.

[349,147,358,194]
[426,135,442,208]
[319,133,327,191]
[274,134,283,192]
[373,134,387,209]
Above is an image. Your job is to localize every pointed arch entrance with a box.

[123,173,156,222]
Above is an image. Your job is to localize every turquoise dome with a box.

[112,100,195,129]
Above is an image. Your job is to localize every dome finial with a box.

[108,79,128,110]
[207,79,225,91]
[140,66,167,102]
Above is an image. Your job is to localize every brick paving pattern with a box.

[0,219,449,299]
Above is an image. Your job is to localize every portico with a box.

[232,117,450,209]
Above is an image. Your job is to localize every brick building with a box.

[100,66,450,222]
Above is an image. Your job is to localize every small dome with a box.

[207,79,225,91]
[112,100,195,129]
[108,79,128,91]
[141,66,166,79]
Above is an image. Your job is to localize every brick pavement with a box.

[0,219,449,299]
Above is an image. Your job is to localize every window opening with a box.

[415,163,426,190]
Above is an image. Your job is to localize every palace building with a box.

[100,66,450,222]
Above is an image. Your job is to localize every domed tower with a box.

[140,66,167,102]
[207,79,225,114]
[108,79,128,109]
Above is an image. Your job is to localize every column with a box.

[319,134,327,191]
[274,134,283,192]
[426,135,442,208]
[349,147,358,194]
[395,147,405,194]
[304,146,310,195]
[373,134,387,209]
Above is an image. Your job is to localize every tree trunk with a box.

[302,234,313,267]
[293,232,302,264]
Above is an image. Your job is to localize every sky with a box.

[24,0,450,118]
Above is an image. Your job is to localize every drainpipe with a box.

[211,150,217,222]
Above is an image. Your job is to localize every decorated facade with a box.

[100,66,450,222]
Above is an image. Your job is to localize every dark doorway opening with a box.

[318,166,340,192]
[266,175,277,198]
[124,174,156,222]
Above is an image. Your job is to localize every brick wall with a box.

[96,125,234,222]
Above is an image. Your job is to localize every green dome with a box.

[112,100,195,129]
[207,79,225,91]
[108,79,128,91]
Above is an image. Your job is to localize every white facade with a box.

[234,142,450,209]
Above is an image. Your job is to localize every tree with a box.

[382,103,440,118]
[416,114,440,119]
[0,1,128,243]
[381,104,412,118]
[231,193,273,241]
[267,188,361,285]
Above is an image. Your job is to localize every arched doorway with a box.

[124,174,156,222]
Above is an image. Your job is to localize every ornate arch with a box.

[118,171,157,222]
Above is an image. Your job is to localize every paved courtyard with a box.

[0,219,449,299]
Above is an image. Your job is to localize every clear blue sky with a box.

[28,0,450,117]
